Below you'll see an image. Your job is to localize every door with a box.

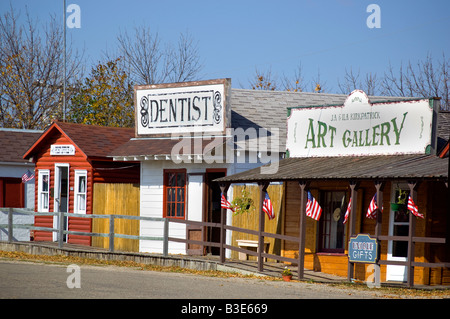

[205,170,226,255]
[53,164,69,242]
[186,173,204,255]
[386,185,409,282]
[318,191,347,253]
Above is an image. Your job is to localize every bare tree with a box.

[280,64,306,92]
[0,5,83,129]
[116,27,203,85]
[338,54,449,109]
[337,67,379,96]
[249,67,277,90]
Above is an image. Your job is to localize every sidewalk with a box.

[0,241,346,283]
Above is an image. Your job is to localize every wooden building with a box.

[0,128,42,209]
[23,121,139,246]
[217,91,450,286]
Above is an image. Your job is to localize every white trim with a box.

[74,170,87,214]
[386,183,409,282]
[37,169,50,212]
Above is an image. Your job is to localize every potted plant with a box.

[390,188,408,212]
[231,187,254,215]
[282,267,293,282]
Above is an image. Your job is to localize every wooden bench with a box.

[236,239,270,262]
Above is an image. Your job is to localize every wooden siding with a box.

[92,183,140,252]
[91,160,139,184]
[33,131,93,245]
[231,184,284,261]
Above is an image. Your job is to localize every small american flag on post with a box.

[343,197,351,224]
[306,191,322,221]
[262,192,274,220]
[366,193,380,219]
[221,193,234,212]
[407,195,423,219]
[22,170,35,183]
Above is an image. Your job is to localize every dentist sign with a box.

[286,90,438,157]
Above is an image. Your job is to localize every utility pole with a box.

[63,0,66,121]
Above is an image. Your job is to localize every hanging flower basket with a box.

[390,203,407,211]
[231,187,254,215]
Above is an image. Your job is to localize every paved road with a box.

[0,259,386,300]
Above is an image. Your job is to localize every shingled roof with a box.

[23,121,135,160]
[0,128,42,164]
[230,89,419,151]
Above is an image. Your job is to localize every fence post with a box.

[109,215,115,252]
[163,218,169,257]
[58,211,64,248]
[7,208,13,243]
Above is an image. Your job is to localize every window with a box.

[163,170,186,219]
[318,191,347,253]
[38,170,50,212]
[74,170,87,214]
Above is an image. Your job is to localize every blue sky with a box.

[2,0,450,92]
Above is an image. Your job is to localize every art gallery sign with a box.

[135,79,231,136]
[286,90,438,157]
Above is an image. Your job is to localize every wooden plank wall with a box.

[33,130,93,245]
[92,183,140,252]
[231,184,284,261]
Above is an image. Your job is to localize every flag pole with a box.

[63,0,66,121]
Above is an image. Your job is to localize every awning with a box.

[214,154,449,183]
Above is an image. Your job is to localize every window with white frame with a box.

[38,170,50,212]
[74,170,87,214]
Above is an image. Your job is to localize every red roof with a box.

[23,121,135,160]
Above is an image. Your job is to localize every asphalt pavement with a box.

[0,259,381,299]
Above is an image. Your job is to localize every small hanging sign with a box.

[50,144,75,156]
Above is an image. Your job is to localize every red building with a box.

[23,121,139,246]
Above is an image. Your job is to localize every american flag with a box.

[263,192,274,220]
[221,193,234,212]
[366,193,380,219]
[407,195,423,219]
[343,197,351,224]
[22,170,35,183]
[306,191,322,221]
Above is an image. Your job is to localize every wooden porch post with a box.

[258,181,270,272]
[407,180,420,287]
[347,181,359,282]
[298,181,309,280]
[374,181,385,287]
[219,182,230,264]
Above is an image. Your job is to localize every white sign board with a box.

[286,90,436,157]
[50,144,75,156]
[136,80,229,136]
